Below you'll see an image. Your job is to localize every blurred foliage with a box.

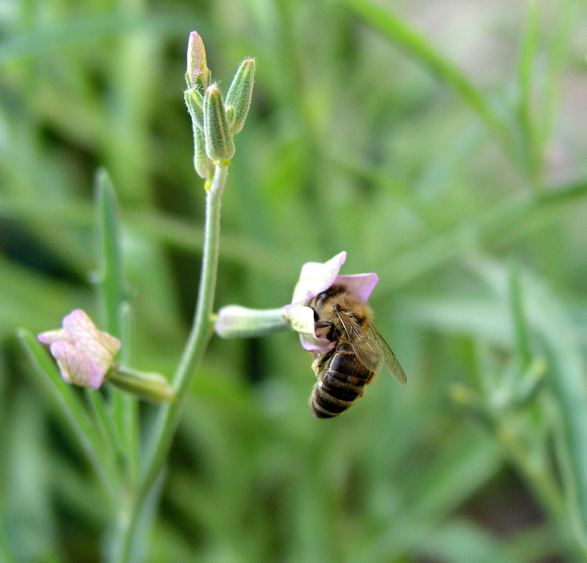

[2,0,587,561]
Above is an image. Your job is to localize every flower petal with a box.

[49,341,105,389]
[333,273,379,302]
[284,304,315,334]
[37,329,68,346]
[299,334,333,352]
[292,251,347,304]
[62,309,121,374]
[283,304,332,352]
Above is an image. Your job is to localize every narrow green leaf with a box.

[537,4,574,153]
[476,261,587,557]
[95,170,139,485]
[423,518,518,563]
[376,177,587,296]
[507,261,531,367]
[17,329,117,500]
[353,430,502,561]
[516,1,540,183]
[0,198,293,281]
[341,0,513,153]
[95,168,125,338]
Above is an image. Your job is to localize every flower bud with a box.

[186,31,210,91]
[225,58,256,134]
[184,88,204,130]
[185,90,213,179]
[193,121,213,179]
[204,84,235,162]
[38,309,121,389]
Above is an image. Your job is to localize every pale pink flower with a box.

[284,251,379,351]
[38,309,121,389]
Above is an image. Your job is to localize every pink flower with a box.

[284,251,379,351]
[37,309,121,389]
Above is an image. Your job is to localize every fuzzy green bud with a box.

[185,88,204,129]
[204,84,235,162]
[185,90,213,179]
[186,31,211,91]
[194,117,213,179]
[225,58,256,134]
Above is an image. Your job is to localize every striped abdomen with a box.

[310,345,374,419]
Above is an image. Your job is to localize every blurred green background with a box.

[2,0,587,561]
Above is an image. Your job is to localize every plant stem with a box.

[111,163,229,562]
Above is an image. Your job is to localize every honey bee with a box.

[308,285,407,418]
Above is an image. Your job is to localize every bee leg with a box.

[311,357,321,378]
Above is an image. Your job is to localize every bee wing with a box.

[367,324,407,385]
[335,309,407,385]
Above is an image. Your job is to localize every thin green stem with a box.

[111,163,229,562]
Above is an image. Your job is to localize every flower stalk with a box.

[215,305,289,338]
[29,31,255,562]
[107,365,175,403]
[114,162,229,561]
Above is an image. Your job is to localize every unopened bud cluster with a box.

[184,32,255,180]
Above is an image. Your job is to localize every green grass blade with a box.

[538,3,574,152]
[96,169,125,337]
[353,429,501,561]
[516,1,540,184]
[340,0,513,153]
[17,329,117,500]
[0,12,194,63]
[95,169,139,485]
[507,261,532,367]
[475,261,587,557]
[530,286,587,556]
[0,198,292,281]
[376,177,587,296]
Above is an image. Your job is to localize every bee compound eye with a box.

[317,291,328,303]
[312,308,319,321]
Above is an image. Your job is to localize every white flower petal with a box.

[292,251,347,304]
[299,334,333,352]
[37,329,68,346]
[50,341,105,389]
[283,304,331,351]
[333,273,379,302]
[284,304,315,333]
[62,309,121,374]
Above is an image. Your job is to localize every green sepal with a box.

[184,88,204,130]
[225,58,256,134]
[204,85,235,162]
[185,90,213,179]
